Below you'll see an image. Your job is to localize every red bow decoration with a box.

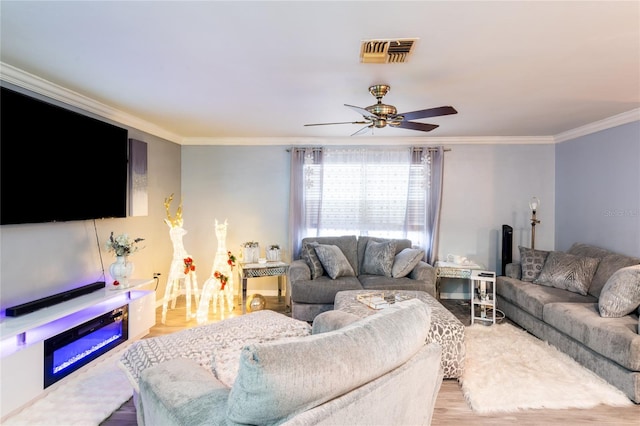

[214,271,228,291]
[184,257,196,275]
[227,251,237,268]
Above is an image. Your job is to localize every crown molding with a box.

[2,62,635,147]
[182,136,555,146]
[0,62,184,144]
[554,108,640,143]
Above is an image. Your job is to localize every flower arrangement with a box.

[184,257,195,275]
[227,251,237,269]
[268,244,280,250]
[241,241,259,248]
[106,232,144,257]
[214,271,229,291]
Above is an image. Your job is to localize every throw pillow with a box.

[518,246,549,282]
[598,265,640,318]
[392,248,425,278]
[301,241,324,279]
[361,239,397,277]
[533,251,600,296]
[311,310,361,334]
[314,244,356,279]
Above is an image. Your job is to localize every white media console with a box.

[0,279,156,420]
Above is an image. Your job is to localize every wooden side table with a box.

[239,261,289,314]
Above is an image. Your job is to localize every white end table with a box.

[470,270,496,325]
[238,261,289,314]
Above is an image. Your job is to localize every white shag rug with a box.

[3,342,133,426]
[460,323,633,413]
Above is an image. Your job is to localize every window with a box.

[290,145,445,263]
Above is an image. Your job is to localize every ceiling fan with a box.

[304,84,457,136]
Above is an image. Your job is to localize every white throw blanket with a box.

[118,310,312,391]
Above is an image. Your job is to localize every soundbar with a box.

[5,281,106,317]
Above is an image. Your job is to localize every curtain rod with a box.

[286,147,451,152]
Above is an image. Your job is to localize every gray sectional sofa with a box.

[496,243,640,403]
[288,235,437,322]
[123,300,444,425]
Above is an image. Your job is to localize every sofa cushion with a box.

[497,276,596,320]
[226,299,431,424]
[314,244,356,279]
[533,251,600,296]
[392,248,425,278]
[302,235,359,275]
[543,302,640,371]
[311,310,361,334]
[518,246,549,282]
[301,241,324,279]
[598,265,640,318]
[590,253,640,298]
[361,239,397,277]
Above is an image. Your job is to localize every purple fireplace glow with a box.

[43,305,128,388]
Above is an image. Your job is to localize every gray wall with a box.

[555,121,640,257]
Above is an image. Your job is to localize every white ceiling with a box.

[1,1,639,144]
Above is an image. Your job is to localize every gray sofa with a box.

[496,243,640,403]
[126,299,444,425]
[288,235,437,322]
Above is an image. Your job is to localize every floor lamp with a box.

[529,196,540,249]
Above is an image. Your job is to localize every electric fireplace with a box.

[43,305,128,388]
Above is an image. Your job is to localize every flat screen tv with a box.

[1,86,129,225]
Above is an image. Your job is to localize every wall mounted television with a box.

[1,85,129,225]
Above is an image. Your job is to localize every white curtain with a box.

[289,145,445,263]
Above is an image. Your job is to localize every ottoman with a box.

[334,289,465,378]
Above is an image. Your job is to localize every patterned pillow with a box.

[314,244,356,279]
[392,248,425,278]
[518,246,549,282]
[301,241,324,279]
[533,251,600,296]
[598,265,640,318]
[361,239,397,277]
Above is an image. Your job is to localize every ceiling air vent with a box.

[360,38,418,64]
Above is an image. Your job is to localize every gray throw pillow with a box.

[314,244,356,279]
[392,248,425,278]
[518,246,549,282]
[598,265,640,318]
[533,251,600,296]
[301,241,324,279]
[361,239,397,277]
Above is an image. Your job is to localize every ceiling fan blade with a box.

[351,124,373,136]
[345,104,378,119]
[304,121,369,127]
[392,121,439,132]
[395,106,457,121]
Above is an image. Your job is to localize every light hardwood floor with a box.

[101,296,639,425]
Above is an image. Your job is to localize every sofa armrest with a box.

[409,261,437,298]
[139,358,230,426]
[289,259,311,282]
[505,262,521,279]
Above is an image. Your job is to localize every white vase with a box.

[109,256,134,288]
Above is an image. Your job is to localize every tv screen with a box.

[0,86,129,225]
